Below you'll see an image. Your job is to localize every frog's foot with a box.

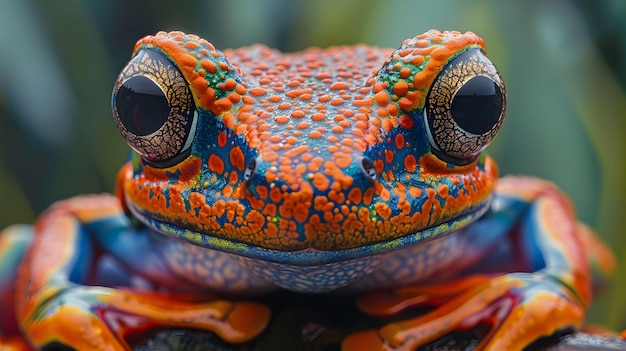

[0,225,34,351]
[20,287,270,350]
[342,273,585,351]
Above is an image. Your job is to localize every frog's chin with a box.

[127,194,492,267]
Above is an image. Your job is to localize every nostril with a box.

[360,157,376,180]
[244,156,259,182]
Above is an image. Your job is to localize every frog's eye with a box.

[112,49,197,166]
[424,48,506,165]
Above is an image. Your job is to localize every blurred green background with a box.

[0,0,624,331]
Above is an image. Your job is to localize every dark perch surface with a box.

[132,292,626,351]
[135,330,626,351]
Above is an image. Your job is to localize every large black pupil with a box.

[451,76,502,135]
[116,76,169,136]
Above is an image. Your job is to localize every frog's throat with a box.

[126,195,492,266]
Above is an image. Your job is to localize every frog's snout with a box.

[242,153,378,213]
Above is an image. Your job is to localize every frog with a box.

[0,29,616,351]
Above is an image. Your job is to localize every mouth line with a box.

[128,195,492,266]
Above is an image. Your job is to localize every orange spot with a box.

[295,163,307,174]
[200,59,217,74]
[408,186,422,198]
[395,134,405,149]
[399,67,412,79]
[355,121,368,130]
[227,92,241,104]
[411,55,424,66]
[363,187,374,205]
[249,88,267,96]
[348,188,362,204]
[384,150,395,163]
[222,185,233,198]
[214,97,234,115]
[331,126,344,133]
[380,187,391,201]
[374,91,390,107]
[318,95,331,103]
[224,79,237,91]
[218,61,230,71]
[324,161,353,190]
[245,211,266,233]
[308,157,324,172]
[404,154,417,173]
[309,130,323,139]
[283,145,308,158]
[278,102,291,110]
[373,159,384,174]
[286,89,314,98]
[208,154,225,173]
[331,98,345,106]
[375,202,392,219]
[313,197,332,214]
[312,173,330,192]
[230,146,245,171]
[353,98,373,106]
[269,135,281,143]
[268,95,282,103]
[291,110,305,118]
[330,82,350,90]
[386,103,399,117]
[235,84,246,95]
[398,49,412,57]
[275,116,290,124]
[229,171,238,184]
[328,190,345,205]
[223,112,236,129]
[269,187,282,203]
[335,153,352,169]
[372,82,385,93]
[293,202,310,223]
[263,203,277,216]
[399,114,414,129]
[287,80,301,88]
[256,185,268,199]
[398,199,411,214]
[393,81,409,96]
[438,184,449,198]
[311,113,326,121]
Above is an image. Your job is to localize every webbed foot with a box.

[20,288,269,350]
[343,273,585,350]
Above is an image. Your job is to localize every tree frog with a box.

[0,30,615,350]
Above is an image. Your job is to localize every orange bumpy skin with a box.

[116,30,501,253]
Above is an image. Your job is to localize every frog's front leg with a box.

[344,176,614,351]
[0,225,34,350]
[15,194,270,350]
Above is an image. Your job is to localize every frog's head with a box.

[112,30,504,265]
